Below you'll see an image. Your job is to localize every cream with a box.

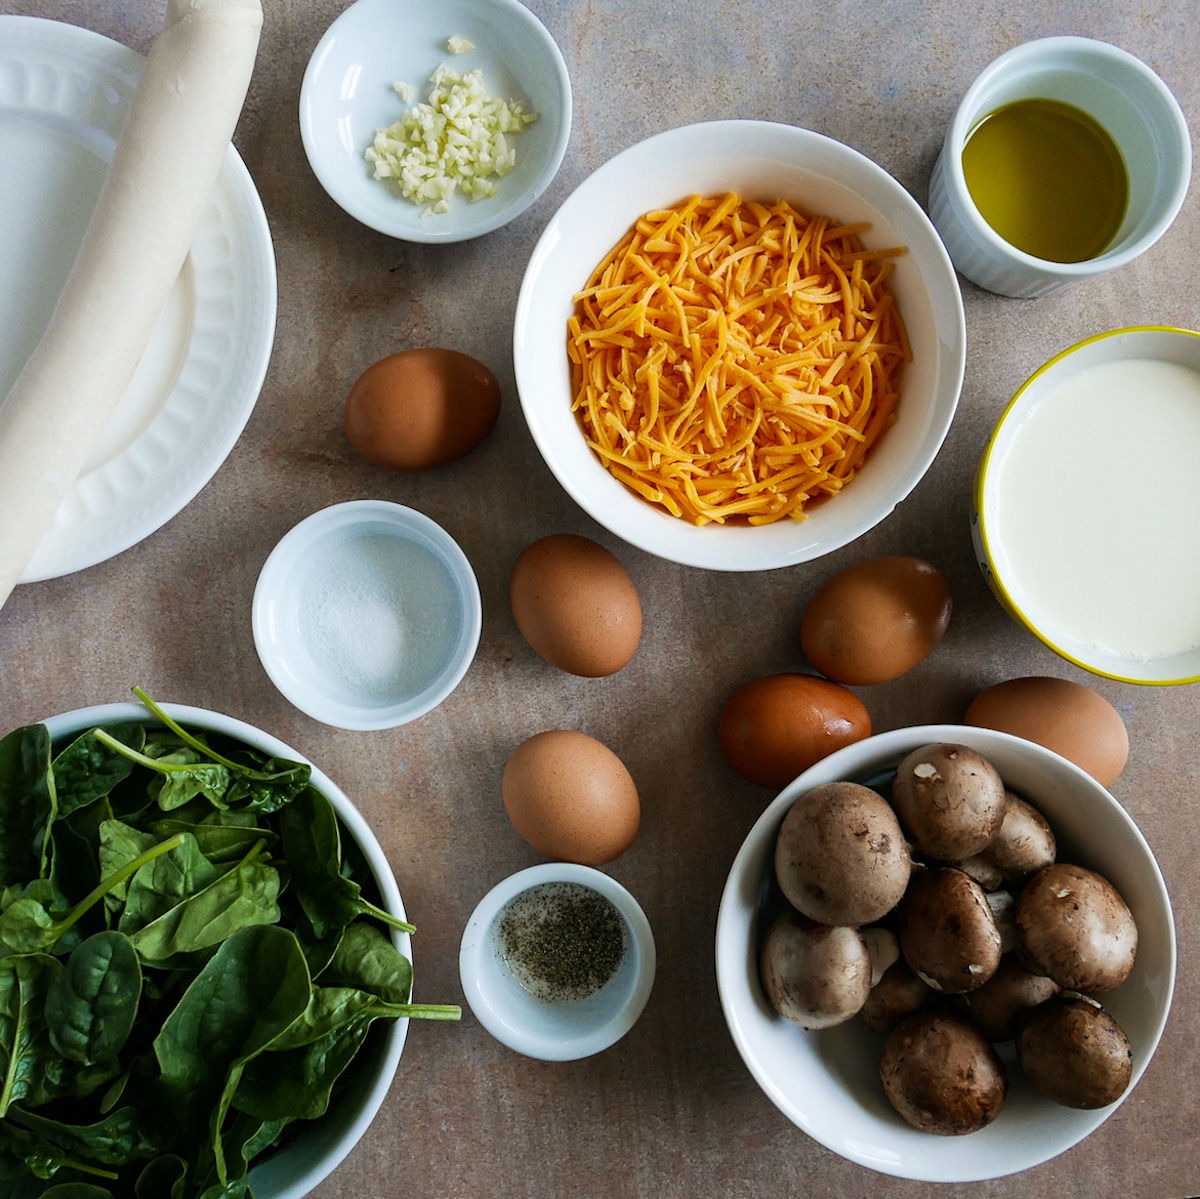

[993,356,1200,660]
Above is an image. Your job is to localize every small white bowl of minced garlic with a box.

[300,0,571,242]
[459,864,656,1061]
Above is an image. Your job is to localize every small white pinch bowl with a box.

[973,326,1200,685]
[715,724,1175,1183]
[514,119,966,572]
[459,864,656,1061]
[929,36,1191,298]
[253,500,482,730]
[299,0,571,242]
[40,701,412,1199]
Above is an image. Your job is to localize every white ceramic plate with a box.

[0,16,276,583]
[299,0,571,242]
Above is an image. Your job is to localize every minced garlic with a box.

[365,61,539,215]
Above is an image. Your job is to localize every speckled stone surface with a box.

[1,1,1198,1196]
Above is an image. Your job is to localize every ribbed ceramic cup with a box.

[929,37,1190,298]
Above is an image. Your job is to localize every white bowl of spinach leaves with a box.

[0,688,459,1199]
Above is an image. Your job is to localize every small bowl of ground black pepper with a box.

[459,864,656,1060]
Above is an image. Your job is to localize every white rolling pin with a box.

[0,0,263,612]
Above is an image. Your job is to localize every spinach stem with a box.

[46,1155,119,1181]
[58,832,188,934]
[397,1003,462,1020]
[357,895,417,935]
[132,687,296,781]
[93,728,224,775]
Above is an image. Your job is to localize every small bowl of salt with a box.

[253,499,482,729]
[459,863,656,1061]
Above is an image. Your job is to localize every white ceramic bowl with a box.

[513,120,966,571]
[299,0,571,242]
[253,500,482,730]
[973,326,1200,685]
[459,863,656,1061]
[929,37,1191,298]
[39,701,411,1199]
[715,724,1175,1183]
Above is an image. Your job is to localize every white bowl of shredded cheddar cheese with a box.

[514,120,966,570]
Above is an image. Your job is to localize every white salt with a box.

[297,531,460,705]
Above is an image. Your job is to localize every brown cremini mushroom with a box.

[1015,863,1137,993]
[891,743,1006,862]
[967,954,1061,1041]
[759,910,872,1030]
[774,782,911,927]
[965,790,1057,886]
[860,958,937,1033]
[1016,995,1133,1109]
[897,867,1003,994]
[879,1011,1007,1135]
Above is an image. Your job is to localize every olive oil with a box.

[962,98,1128,263]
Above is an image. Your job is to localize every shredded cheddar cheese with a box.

[567,193,910,526]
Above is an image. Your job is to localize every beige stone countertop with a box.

[1,1,1198,1196]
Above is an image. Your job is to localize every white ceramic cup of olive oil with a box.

[928,37,1191,298]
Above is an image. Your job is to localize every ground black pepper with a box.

[496,882,626,1001]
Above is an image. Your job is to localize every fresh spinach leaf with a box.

[98,821,161,912]
[118,837,224,931]
[15,1048,123,1113]
[91,737,231,814]
[1,1117,64,1183]
[1,694,460,1198]
[234,973,457,1125]
[0,725,55,887]
[277,787,414,939]
[122,842,280,963]
[46,931,141,1066]
[51,725,145,822]
[50,801,113,913]
[152,924,310,1191]
[152,924,311,1120]
[318,919,413,1004]
[133,1153,188,1199]
[231,1007,374,1123]
[234,982,457,1124]
[196,1180,250,1199]
[7,1102,156,1168]
[145,820,276,866]
[205,1111,283,1195]
[129,691,310,815]
[0,952,60,1116]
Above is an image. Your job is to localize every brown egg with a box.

[718,673,872,789]
[964,676,1129,786]
[509,534,642,677]
[344,347,500,470]
[502,730,640,864]
[800,556,953,685]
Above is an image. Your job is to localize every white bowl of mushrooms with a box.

[714,725,1175,1183]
